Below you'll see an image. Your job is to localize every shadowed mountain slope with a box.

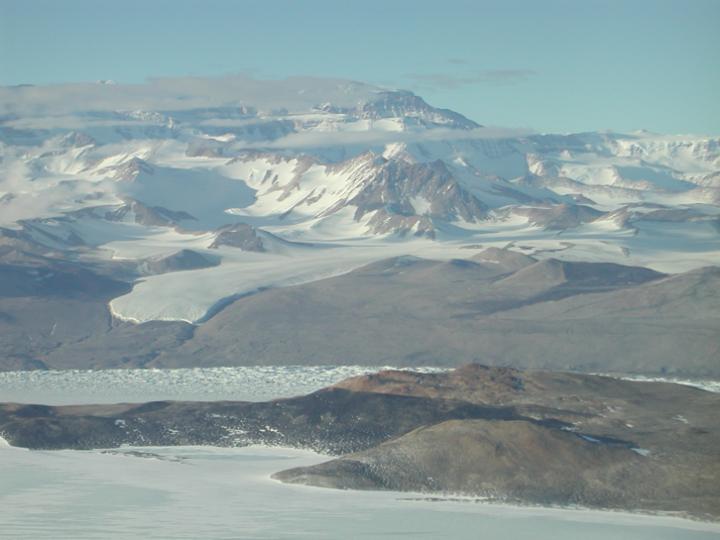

[151,255,717,376]
[0,249,717,375]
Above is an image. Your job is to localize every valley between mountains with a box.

[1,77,718,375]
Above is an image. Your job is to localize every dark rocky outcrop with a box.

[0,260,194,370]
[345,158,487,236]
[0,386,527,453]
[105,199,197,227]
[275,366,720,519]
[274,419,657,506]
[209,223,265,251]
[510,204,603,230]
[137,249,219,275]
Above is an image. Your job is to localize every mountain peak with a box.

[358,90,480,129]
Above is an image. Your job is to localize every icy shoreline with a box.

[1,441,718,539]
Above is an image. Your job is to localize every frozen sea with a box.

[1,442,718,540]
[1,366,719,539]
[0,365,717,406]
[0,365,445,405]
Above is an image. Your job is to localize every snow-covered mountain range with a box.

[1,76,718,325]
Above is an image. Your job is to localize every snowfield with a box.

[1,441,718,540]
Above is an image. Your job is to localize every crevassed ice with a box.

[0,365,448,406]
[1,367,718,406]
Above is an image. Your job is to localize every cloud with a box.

[0,74,534,154]
[4,116,157,130]
[0,154,120,227]
[404,70,537,90]
[0,75,384,118]
[238,126,535,151]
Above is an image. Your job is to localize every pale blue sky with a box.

[1,0,718,134]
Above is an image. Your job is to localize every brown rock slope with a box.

[275,365,720,520]
[152,254,719,376]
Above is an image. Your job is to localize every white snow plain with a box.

[1,442,718,540]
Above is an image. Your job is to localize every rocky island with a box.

[1,365,718,520]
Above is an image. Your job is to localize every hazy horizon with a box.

[1,0,718,135]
